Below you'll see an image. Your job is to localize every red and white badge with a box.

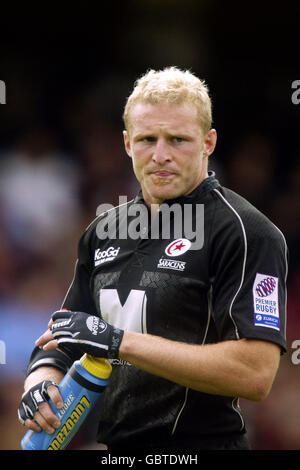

[165,238,191,257]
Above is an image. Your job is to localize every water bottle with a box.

[21,354,112,450]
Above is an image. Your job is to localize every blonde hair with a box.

[123,66,213,135]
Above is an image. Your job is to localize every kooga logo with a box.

[0,81,6,104]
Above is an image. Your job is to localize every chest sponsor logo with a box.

[94,246,120,266]
[157,258,186,272]
[253,273,279,331]
[165,238,191,257]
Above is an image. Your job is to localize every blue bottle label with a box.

[21,362,108,450]
[47,394,92,450]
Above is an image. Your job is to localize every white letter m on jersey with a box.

[99,289,147,333]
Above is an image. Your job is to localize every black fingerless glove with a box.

[51,310,124,359]
[18,380,58,425]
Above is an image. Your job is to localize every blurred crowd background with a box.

[0,2,299,450]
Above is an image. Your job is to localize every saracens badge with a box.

[165,238,191,257]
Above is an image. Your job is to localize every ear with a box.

[123,130,132,158]
[203,129,217,158]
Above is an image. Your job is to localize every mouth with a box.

[151,171,175,178]
[149,171,176,186]
[151,171,175,185]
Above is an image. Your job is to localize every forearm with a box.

[119,332,280,401]
[36,312,280,402]
[24,367,65,394]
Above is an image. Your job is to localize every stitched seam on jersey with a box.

[207,190,219,282]
[232,397,245,431]
[271,223,288,342]
[213,189,248,340]
[171,387,189,436]
[213,189,248,432]
[141,291,147,334]
[171,289,212,436]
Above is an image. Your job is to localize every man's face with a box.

[123,101,217,206]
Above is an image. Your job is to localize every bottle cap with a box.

[80,354,112,379]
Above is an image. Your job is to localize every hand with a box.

[36,310,124,359]
[18,381,63,434]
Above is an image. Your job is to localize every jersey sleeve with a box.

[26,226,97,376]
[60,228,97,314]
[210,194,288,353]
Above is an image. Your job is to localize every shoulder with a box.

[79,198,136,246]
[210,186,286,247]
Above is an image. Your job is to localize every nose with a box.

[152,138,171,164]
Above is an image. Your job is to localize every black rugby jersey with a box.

[27,172,287,449]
